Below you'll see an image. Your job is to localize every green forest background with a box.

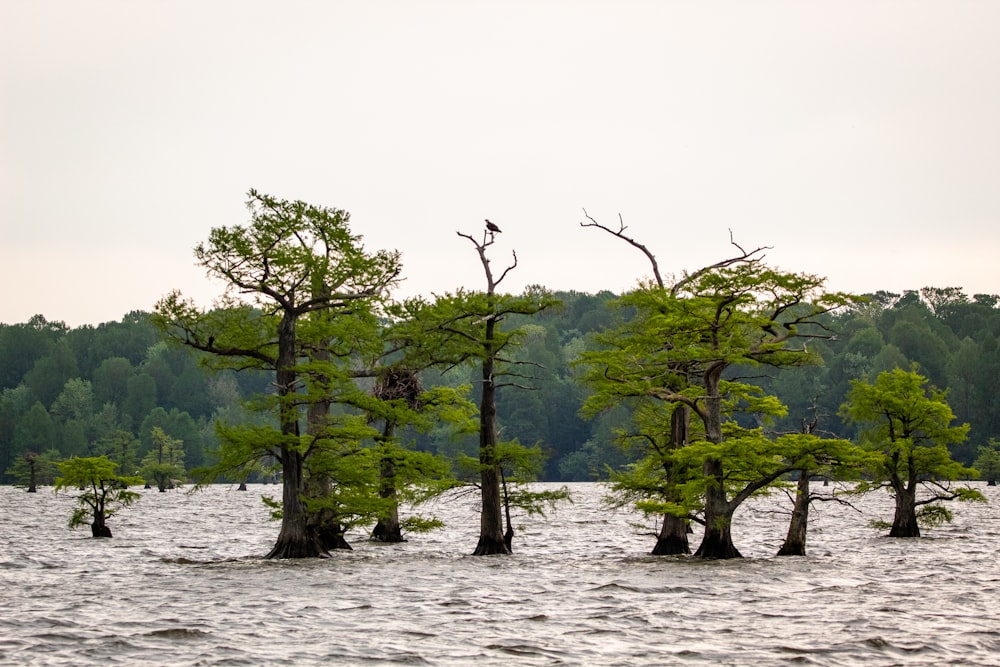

[2,286,998,484]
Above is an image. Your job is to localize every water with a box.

[2,482,999,666]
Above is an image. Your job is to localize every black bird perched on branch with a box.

[485,219,501,233]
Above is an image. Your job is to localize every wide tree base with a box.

[776,539,805,556]
[651,535,690,556]
[472,534,511,556]
[889,501,920,537]
[371,520,405,543]
[265,532,331,559]
[693,528,742,559]
[91,524,113,538]
[652,514,690,555]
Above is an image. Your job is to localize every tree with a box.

[54,456,143,537]
[773,428,864,557]
[154,190,401,558]
[840,368,984,537]
[6,450,61,491]
[393,228,559,554]
[579,216,857,558]
[14,401,56,459]
[140,426,186,491]
[974,439,1000,486]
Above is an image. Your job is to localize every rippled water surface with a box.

[2,482,999,666]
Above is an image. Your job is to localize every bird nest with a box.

[373,367,424,409]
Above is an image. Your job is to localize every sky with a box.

[2,1,999,327]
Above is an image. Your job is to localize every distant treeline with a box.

[2,286,998,483]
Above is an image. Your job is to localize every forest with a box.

[2,287,998,485]
[2,193,998,558]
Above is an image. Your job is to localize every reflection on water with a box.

[1,482,998,666]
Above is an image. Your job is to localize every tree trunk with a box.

[474,460,509,555]
[372,423,404,543]
[91,512,112,538]
[266,314,330,559]
[693,374,741,559]
[889,486,920,537]
[777,474,810,556]
[652,513,690,555]
[267,447,328,558]
[371,456,404,543]
[652,407,691,555]
[473,326,510,556]
[694,457,741,559]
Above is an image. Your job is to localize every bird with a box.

[485,219,501,233]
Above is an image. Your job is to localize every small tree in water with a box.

[6,450,60,492]
[54,456,143,537]
[973,439,1000,486]
[139,427,186,492]
[840,368,985,537]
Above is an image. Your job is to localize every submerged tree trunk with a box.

[694,457,741,559]
[266,314,330,559]
[652,407,691,555]
[889,485,920,537]
[267,448,327,558]
[473,323,510,556]
[372,451,403,543]
[91,511,112,538]
[693,380,741,559]
[777,474,811,556]
[652,513,690,555]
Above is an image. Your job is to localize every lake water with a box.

[1,482,998,666]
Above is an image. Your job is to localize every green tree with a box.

[139,426,186,492]
[154,189,401,558]
[92,357,135,407]
[14,401,56,459]
[397,227,559,555]
[0,386,34,480]
[96,428,141,476]
[22,340,79,408]
[840,368,984,537]
[54,456,143,537]
[123,373,157,426]
[973,438,1000,486]
[579,219,857,558]
[0,315,67,390]
[5,450,61,491]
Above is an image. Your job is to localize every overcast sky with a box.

[2,1,998,327]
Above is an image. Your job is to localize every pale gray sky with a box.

[2,1,999,326]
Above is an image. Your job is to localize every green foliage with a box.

[973,439,1000,484]
[5,449,61,488]
[841,368,972,478]
[139,426,186,491]
[841,368,983,533]
[54,456,143,535]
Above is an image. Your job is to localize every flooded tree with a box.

[840,368,984,537]
[139,427,185,492]
[973,439,1000,486]
[394,225,559,555]
[580,216,857,558]
[54,456,142,537]
[6,450,60,492]
[154,190,401,558]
